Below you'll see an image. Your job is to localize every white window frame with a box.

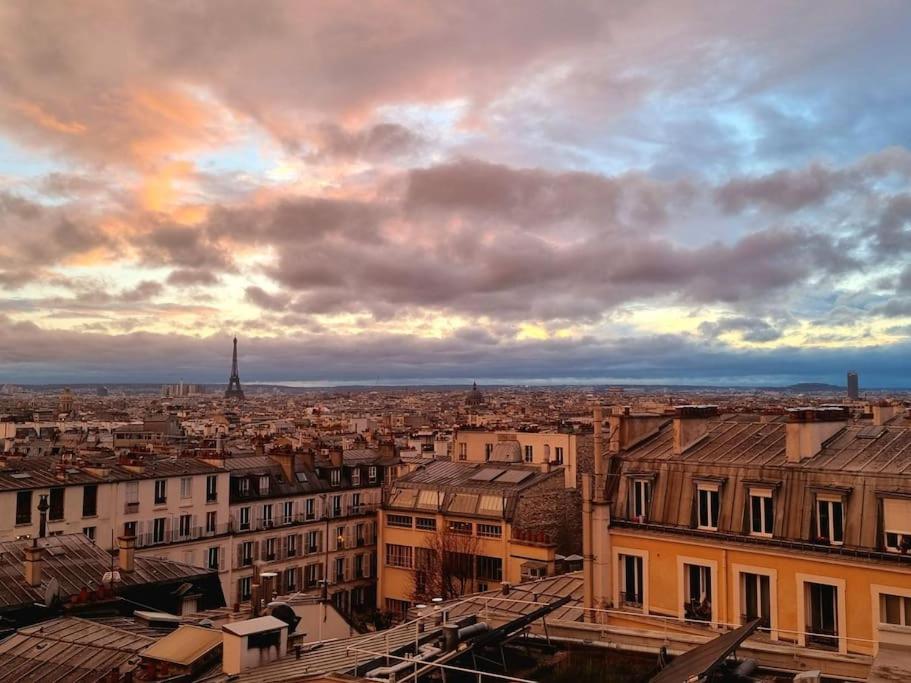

[732,563,779,640]
[180,476,192,500]
[816,495,844,546]
[696,483,720,531]
[677,556,718,627]
[630,478,651,522]
[749,488,774,538]
[796,573,847,654]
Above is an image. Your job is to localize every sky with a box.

[1,1,911,386]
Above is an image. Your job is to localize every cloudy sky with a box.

[1,1,911,386]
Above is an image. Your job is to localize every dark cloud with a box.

[698,316,783,343]
[166,268,221,287]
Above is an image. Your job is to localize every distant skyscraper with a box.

[847,371,859,400]
[224,337,245,400]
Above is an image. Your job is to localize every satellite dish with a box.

[44,578,62,607]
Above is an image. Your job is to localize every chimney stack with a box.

[785,407,848,463]
[672,406,719,455]
[24,541,43,587]
[269,450,297,484]
[872,401,900,426]
[609,406,669,453]
[118,535,135,573]
[329,448,343,468]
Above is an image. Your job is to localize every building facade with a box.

[584,403,911,673]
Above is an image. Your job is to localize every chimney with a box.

[329,448,343,468]
[609,406,671,453]
[298,449,315,472]
[118,535,135,573]
[222,617,288,675]
[24,541,43,587]
[269,450,297,483]
[260,571,277,605]
[786,407,848,463]
[872,401,900,426]
[672,405,719,455]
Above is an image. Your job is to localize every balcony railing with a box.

[134,522,233,548]
[684,600,712,623]
[619,591,642,608]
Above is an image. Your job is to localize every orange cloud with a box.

[11,100,86,135]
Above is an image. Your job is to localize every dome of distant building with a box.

[465,381,484,406]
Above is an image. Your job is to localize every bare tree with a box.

[411,524,481,602]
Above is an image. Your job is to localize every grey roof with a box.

[0,616,153,682]
[393,460,553,492]
[0,534,214,611]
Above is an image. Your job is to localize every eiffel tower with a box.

[224,337,245,400]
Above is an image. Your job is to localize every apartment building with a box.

[584,403,911,674]
[0,454,229,558]
[201,447,393,613]
[378,452,578,618]
[451,428,589,489]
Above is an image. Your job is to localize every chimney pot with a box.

[24,542,43,587]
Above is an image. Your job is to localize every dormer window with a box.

[368,466,377,482]
[352,469,361,486]
[749,488,774,538]
[816,496,844,545]
[237,478,250,496]
[883,497,911,553]
[330,469,340,486]
[259,475,270,494]
[697,483,720,531]
[630,478,651,522]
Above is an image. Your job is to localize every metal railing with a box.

[135,522,233,548]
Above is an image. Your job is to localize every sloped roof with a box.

[0,534,213,611]
[0,616,153,682]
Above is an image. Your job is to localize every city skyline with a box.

[2,2,911,384]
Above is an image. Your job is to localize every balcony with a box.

[619,591,642,608]
[134,522,233,549]
[684,600,712,623]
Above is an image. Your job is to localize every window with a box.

[524,445,533,462]
[484,443,494,461]
[125,481,139,504]
[206,475,218,502]
[697,484,719,530]
[262,503,273,527]
[880,593,911,627]
[259,475,270,493]
[154,479,167,505]
[555,446,564,464]
[239,506,250,530]
[630,479,651,521]
[385,598,411,618]
[306,530,319,553]
[283,501,293,524]
[368,466,377,482]
[15,491,31,525]
[180,477,192,499]
[806,582,839,649]
[336,525,346,550]
[206,511,217,533]
[179,514,191,538]
[684,563,712,622]
[239,576,252,601]
[285,567,297,591]
[153,517,166,544]
[476,555,503,581]
[241,541,253,566]
[351,492,362,512]
[305,563,322,588]
[49,487,64,521]
[749,489,774,537]
[330,469,340,486]
[619,554,643,608]
[124,521,137,537]
[883,498,911,553]
[478,523,502,538]
[741,573,771,628]
[449,520,473,535]
[356,522,365,545]
[416,517,437,532]
[82,484,98,517]
[207,547,220,570]
[335,556,345,583]
[354,553,365,578]
[237,477,250,496]
[83,526,96,541]
[287,534,298,557]
[352,469,361,486]
[385,543,413,568]
[458,443,467,460]
[332,495,342,517]
[265,537,276,560]
[388,514,413,528]
[816,497,844,545]
[305,498,315,520]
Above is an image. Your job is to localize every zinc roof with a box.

[141,624,221,665]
